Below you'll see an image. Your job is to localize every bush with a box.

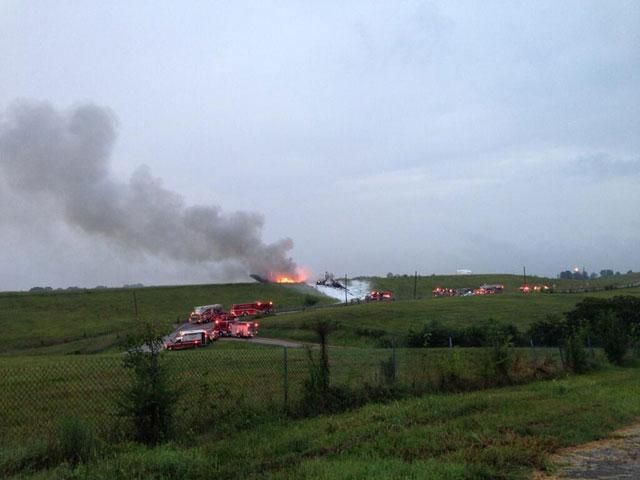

[480,319,515,386]
[407,320,450,347]
[52,417,97,465]
[528,314,568,347]
[596,310,630,365]
[379,353,397,386]
[562,329,592,374]
[303,295,320,307]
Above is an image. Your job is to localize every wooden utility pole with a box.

[413,271,418,299]
[133,291,139,321]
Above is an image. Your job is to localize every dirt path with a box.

[534,423,640,479]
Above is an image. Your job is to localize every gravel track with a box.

[534,424,640,479]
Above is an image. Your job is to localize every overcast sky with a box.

[1,1,639,291]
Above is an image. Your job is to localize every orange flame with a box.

[272,267,311,284]
[276,276,296,284]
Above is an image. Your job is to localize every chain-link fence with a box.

[0,342,566,445]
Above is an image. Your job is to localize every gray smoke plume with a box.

[0,100,297,279]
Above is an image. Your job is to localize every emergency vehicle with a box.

[230,301,274,317]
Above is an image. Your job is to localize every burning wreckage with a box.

[315,272,346,290]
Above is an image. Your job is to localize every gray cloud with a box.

[0,101,297,279]
[1,1,639,289]
[567,153,640,179]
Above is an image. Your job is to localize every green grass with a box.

[3,274,640,479]
[366,272,640,300]
[2,274,639,353]
[0,283,332,354]
[260,286,640,347]
[0,343,568,444]
[5,367,639,479]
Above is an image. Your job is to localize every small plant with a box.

[298,319,352,416]
[434,349,469,392]
[379,355,396,386]
[562,328,591,374]
[303,295,320,307]
[52,416,97,465]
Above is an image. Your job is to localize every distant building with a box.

[456,269,472,275]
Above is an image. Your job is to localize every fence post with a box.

[283,346,289,412]
[530,338,537,366]
[392,337,397,383]
[448,336,453,348]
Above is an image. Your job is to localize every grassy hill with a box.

[365,272,640,299]
[2,273,639,353]
[261,287,640,346]
[0,282,332,354]
[260,273,640,346]
[2,274,640,479]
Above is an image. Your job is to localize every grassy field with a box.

[1,274,639,479]
[2,273,639,353]
[260,285,640,347]
[2,343,567,443]
[3,367,639,479]
[366,272,640,300]
[0,283,332,354]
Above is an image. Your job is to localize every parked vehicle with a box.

[212,314,236,337]
[165,331,205,350]
[519,284,549,293]
[189,304,224,324]
[476,284,505,295]
[365,290,394,302]
[432,287,456,297]
[230,301,274,317]
[230,321,259,338]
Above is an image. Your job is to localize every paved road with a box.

[220,337,304,348]
[534,424,640,479]
[171,322,304,348]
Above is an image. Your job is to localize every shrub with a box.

[407,320,451,348]
[480,319,516,386]
[528,314,568,347]
[52,417,97,465]
[379,354,397,386]
[596,310,630,365]
[303,295,319,307]
[562,329,591,374]
[297,319,355,416]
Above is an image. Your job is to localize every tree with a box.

[565,296,640,365]
[596,310,629,365]
[528,314,568,347]
[119,323,179,445]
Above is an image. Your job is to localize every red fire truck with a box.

[212,313,236,337]
[189,304,224,324]
[230,301,274,317]
[365,290,394,302]
[230,321,260,338]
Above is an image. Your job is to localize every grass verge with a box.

[4,367,639,479]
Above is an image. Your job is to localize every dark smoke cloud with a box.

[0,101,297,279]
